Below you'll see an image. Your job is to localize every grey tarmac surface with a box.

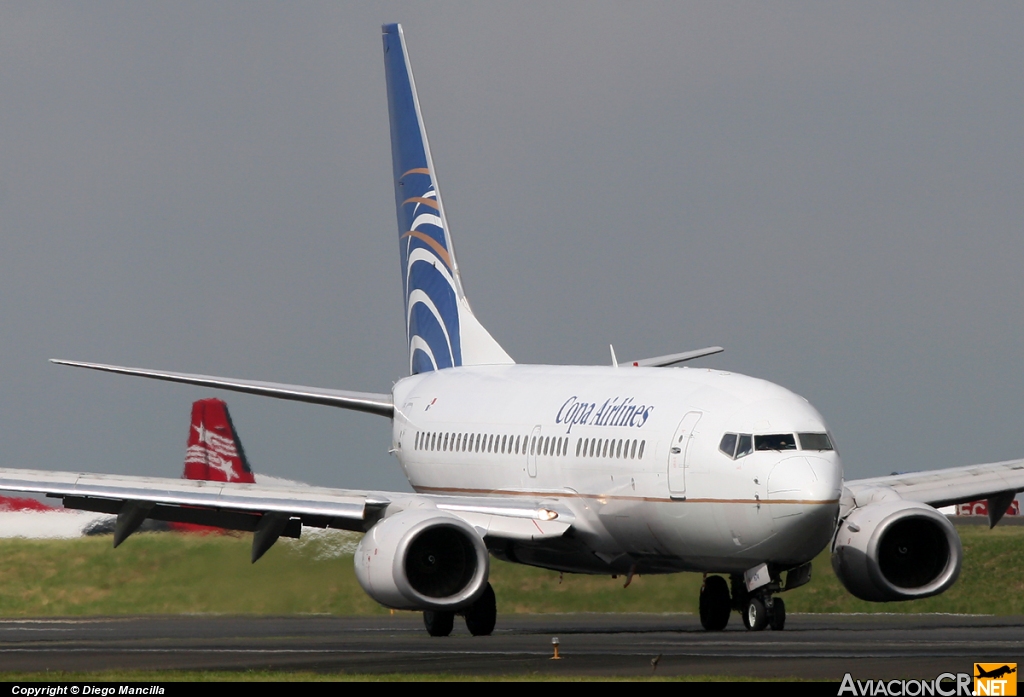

[0,613,1019,679]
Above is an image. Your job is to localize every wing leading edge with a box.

[0,468,572,561]
[845,457,1024,527]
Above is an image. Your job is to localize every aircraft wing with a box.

[0,468,573,559]
[845,457,1024,525]
[50,360,393,418]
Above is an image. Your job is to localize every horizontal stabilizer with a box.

[627,346,724,368]
[51,360,393,418]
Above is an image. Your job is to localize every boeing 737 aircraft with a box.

[2,24,1023,635]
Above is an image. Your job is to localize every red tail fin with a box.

[183,399,256,484]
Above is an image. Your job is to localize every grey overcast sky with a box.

[0,3,1022,490]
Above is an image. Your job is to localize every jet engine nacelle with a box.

[354,508,489,611]
[831,500,962,602]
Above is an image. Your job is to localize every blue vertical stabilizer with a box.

[383,23,513,375]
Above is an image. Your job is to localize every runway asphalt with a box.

[0,613,1019,679]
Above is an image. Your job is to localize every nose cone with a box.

[768,454,842,506]
[767,454,843,562]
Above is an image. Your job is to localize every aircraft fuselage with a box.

[392,364,843,576]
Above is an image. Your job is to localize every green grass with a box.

[0,523,1019,616]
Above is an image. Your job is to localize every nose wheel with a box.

[741,595,785,631]
[770,597,786,630]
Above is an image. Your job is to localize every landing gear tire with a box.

[770,597,786,631]
[464,582,497,636]
[699,575,731,631]
[745,597,768,631]
[424,610,455,637]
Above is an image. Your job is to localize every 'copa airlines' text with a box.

[556,396,653,434]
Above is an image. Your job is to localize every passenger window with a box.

[719,433,737,458]
[638,440,645,459]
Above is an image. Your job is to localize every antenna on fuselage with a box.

[610,344,619,369]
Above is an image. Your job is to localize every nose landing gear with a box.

[742,594,785,631]
[734,573,787,631]
[699,570,796,631]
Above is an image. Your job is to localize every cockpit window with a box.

[754,434,797,451]
[798,432,834,451]
[736,434,753,458]
[719,433,753,459]
[719,433,737,458]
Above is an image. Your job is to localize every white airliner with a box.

[1,23,1022,635]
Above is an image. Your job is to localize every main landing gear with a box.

[698,573,786,632]
[423,582,497,637]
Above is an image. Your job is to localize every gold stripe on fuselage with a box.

[412,485,838,506]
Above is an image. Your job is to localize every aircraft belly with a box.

[597,501,669,558]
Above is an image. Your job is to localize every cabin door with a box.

[668,411,702,499]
